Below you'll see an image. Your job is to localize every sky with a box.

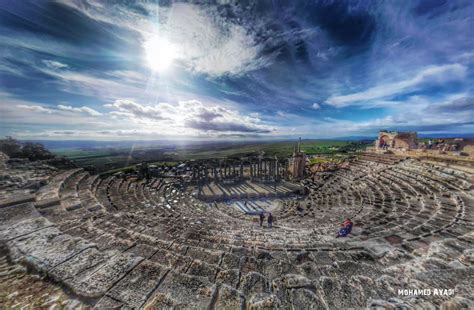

[0,0,473,141]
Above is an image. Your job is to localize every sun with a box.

[144,36,177,72]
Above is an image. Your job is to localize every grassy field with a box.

[52,139,371,173]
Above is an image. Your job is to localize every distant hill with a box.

[21,133,473,151]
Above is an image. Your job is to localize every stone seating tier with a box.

[0,156,473,308]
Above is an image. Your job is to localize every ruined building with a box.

[376,131,418,151]
[290,137,306,180]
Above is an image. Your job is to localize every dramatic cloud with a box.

[432,97,474,113]
[182,101,272,133]
[162,3,270,76]
[1,1,473,140]
[185,120,271,133]
[64,2,271,77]
[105,99,272,134]
[326,64,468,107]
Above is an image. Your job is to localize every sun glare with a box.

[144,37,177,72]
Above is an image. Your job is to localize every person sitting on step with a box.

[336,218,353,238]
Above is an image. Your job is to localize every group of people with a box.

[255,211,353,238]
[378,139,390,150]
[259,212,274,228]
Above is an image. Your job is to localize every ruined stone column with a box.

[262,161,265,180]
[268,160,272,180]
[275,160,278,180]
[192,168,197,183]
[258,160,261,179]
[266,160,270,178]
[265,161,268,180]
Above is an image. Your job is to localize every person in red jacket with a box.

[336,218,353,238]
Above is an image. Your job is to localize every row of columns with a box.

[191,158,290,184]
[249,159,288,182]
[192,162,245,184]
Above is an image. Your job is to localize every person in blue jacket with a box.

[336,218,353,238]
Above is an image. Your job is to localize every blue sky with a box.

[0,0,473,140]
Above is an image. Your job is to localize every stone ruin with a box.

[0,150,473,309]
[182,157,304,202]
[375,131,418,151]
[290,137,306,180]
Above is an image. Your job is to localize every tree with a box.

[0,137,55,160]
[0,136,22,157]
[21,142,55,160]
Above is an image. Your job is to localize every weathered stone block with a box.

[186,259,219,282]
[72,253,143,299]
[0,202,39,230]
[8,228,94,271]
[0,216,53,242]
[0,194,35,208]
[50,247,115,282]
[34,198,60,209]
[106,260,168,309]
[247,293,281,309]
[239,272,270,296]
[150,272,214,309]
[216,268,240,288]
[214,284,245,309]
[94,296,125,309]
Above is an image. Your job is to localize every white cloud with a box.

[16,104,101,116]
[42,60,68,70]
[157,3,270,76]
[276,111,286,117]
[105,100,166,120]
[452,51,474,63]
[57,104,102,116]
[311,103,320,109]
[63,2,270,77]
[105,99,272,134]
[16,104,55,114]
[2,100,110,132]
[326,64,467,107]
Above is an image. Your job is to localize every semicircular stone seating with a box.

[1,153,473,309]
